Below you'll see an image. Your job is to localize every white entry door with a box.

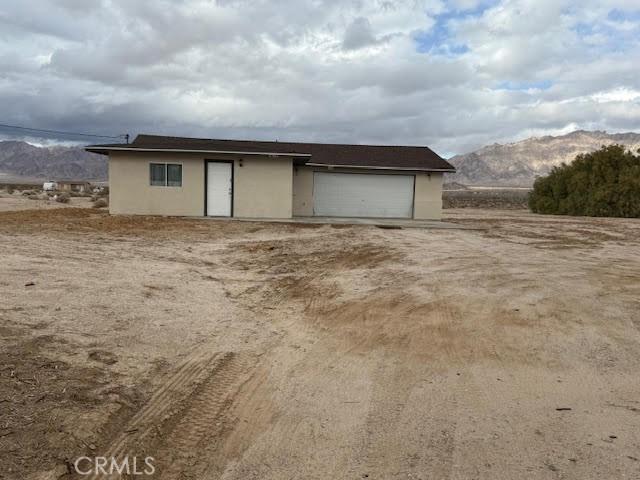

[207,162,232,216]
[313,172,414,218]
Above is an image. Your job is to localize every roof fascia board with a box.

[304,163,455,172]
[85,146,312,157]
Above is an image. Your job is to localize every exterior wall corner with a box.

[413,172,443,220]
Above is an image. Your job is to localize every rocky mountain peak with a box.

[0,141,107,181]
[448,130,640,186]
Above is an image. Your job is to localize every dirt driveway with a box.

[1,203,639,479]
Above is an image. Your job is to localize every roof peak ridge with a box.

[133,133,430,149]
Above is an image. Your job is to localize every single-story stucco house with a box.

[86,134,455,220]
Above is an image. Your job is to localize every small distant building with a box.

[43,181,58,191]
[56,180,91,193]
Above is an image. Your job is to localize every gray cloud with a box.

[343,17,379,50]
[0,0,639,156]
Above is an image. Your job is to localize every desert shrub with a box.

[443,189,530,209]
[93,198,108,208]
[55,193,71,203]
[22,190,34,196]
[529,145,640,218]
[6,187,14,195]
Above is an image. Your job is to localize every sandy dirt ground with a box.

[0,192,93,212]
[1,196,639,480]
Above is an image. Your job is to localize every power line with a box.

[0,123,129,142]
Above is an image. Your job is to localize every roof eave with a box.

[304,163,456,173]
[85,146,312,157]
[84,145,455,172]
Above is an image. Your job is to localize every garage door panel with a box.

[313,172,414,218]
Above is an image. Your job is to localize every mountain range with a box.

[447,130,640,186]
[0,141,107,181]
[1,130,639,186]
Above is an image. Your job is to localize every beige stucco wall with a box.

[108,152,205,216]
[292,166,314,216]
[108,153,441,219]
[292,166,444,220]
[108,151,294,218]
[413,172,443,220]
[233,157,293,218]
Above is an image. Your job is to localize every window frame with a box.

[149,162,183,187]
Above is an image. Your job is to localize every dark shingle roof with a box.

[86,134,455,171]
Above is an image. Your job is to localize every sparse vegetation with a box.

[444,189,529,209]
[529,145,640,218]
[55,192,70,203]
[93,198,108,208]
[1,183,42,192]
[27,193,47,201]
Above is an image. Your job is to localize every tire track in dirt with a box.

[355,356,411,476]
[88,350,218,479]
[86,350,256,480]
[157,352,255,480]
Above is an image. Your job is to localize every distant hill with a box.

[0,141,107,181]
[448,130,640,186]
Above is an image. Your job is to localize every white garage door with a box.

[313,172,414,218]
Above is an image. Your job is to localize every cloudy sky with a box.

[1,0,639,156]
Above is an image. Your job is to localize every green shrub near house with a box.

[528,145,640,218]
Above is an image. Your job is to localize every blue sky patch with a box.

[448,0,500,16]
[572,11,639,55]
[573,22,595,37]
[496,80,553,91]
[608,8,640,23]
[414,25,469,56]
[414,3,491,56]
[414,1,500,56]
